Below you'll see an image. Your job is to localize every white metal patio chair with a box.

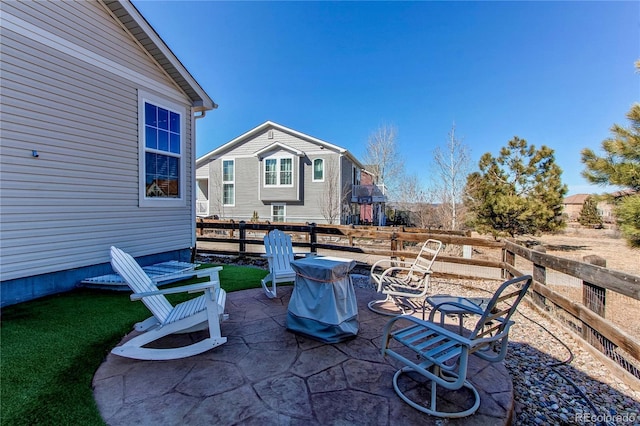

[260,229,296,298]
[368,239,442,316]
[380,274,532,418]
[110,246,227,360]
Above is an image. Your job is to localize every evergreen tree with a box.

[464,137,567,238]
[581,103,640,247]
[578,196,603,228]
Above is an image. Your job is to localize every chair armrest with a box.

[382,315,474,348]
[427,300,485,322]
[370,258,415,273]
[195,266,223,279]
[379,266,431,280]
[130,281,220,301]
[382,315,510,352]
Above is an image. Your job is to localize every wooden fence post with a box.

[390,232,398,261]
[502,245,515,280]
[532,245,547,284]
[238,221,246,257]
[531,245,547,307]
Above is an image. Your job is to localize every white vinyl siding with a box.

[0,0,195,281]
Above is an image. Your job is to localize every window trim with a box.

[272,203,286,222]
[222,158,235,207]
[313,158,324,182]
[138,91,186,207]
[263,155,294,187]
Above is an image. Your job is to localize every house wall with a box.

[198,127,348,223]
[563,204,583,221]
[340,155,360,224]
[0,1,196,305]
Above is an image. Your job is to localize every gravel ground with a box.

[200,255,640,425]
[426,278,640,426]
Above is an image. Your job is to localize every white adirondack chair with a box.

[260,229,296,298]
[110,246,227,360]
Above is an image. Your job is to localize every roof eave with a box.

[103,0,216,111]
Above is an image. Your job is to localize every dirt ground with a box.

[517,226,639,276]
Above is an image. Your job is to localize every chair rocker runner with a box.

[381,274,532,418]
[368,239,442,316]
[261,229,296,298]
[110,246,228,360]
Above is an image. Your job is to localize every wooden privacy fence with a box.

[196,219,640,383]
[502,240,640,385]
[196,219,504,279]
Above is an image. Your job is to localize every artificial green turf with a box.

[0,264,267,426]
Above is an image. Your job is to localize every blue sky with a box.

[132,1,639,196]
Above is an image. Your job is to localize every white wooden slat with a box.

[111,247,173,321]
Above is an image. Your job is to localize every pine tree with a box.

[581,103,640,247]
[464,137,567,238]
[578,196,603,228]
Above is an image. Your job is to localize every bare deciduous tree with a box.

[208,167,225,219]
[362,124,404,200]
[395,174,435,228]
[432,123,471,229]
[318,159,342,224]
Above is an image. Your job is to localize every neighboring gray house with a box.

[196,121,386,225]
[0,0,216,306]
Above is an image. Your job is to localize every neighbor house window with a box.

[264,156,293,186]
[222,159,235,206]
[272,204,285,222]
[313,158,324,182]
[265,159,277,185]
[139,91,185,206]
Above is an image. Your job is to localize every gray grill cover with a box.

[287,256,358,343]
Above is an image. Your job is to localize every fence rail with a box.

[196,219,640,384]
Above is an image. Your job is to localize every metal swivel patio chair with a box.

[380,274,532,418]
[368,239,442,316]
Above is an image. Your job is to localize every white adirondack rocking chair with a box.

[110,246,227,360]
[260,229,296,298]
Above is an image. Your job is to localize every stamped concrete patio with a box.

[93,285,513,425]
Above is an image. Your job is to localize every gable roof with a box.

[102,0,216,111]
[197,121,364,168]
[254,142,305,158]
[563,194,590,205]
